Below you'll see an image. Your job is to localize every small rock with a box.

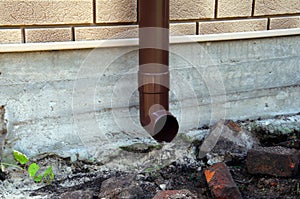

[159,184,166,190]
[204,162,242,199]
[199,120,259,164]
[99,175,144,199]
[152,189,197,199]
[246,146,300,177]
[60,190,94,199]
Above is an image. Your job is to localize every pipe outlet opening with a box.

[145,110,179,142]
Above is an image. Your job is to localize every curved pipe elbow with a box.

[143,110,179,143]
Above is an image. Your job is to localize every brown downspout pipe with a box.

[138,0,179,142]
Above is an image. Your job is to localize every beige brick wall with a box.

[199,19,268,34]
[170,23,196,35]
[254,0,300,16]
[170,0,215,20]
[270,16,300,30]
[0,29,22,44]
[96,0,137,23]
[75,25,138,41]
[0,0,299,44]
[0,0,93,26]
[217,0,252,18]
[25,28,72,43]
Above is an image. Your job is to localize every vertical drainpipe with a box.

[138,0,179,142]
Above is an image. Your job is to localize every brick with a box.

[246,146,300,177]
[96,0,137,23]
[0,29,22,44]
[170,0,215,20]
[254,0,300,16]
[199,19,268,34]
[25,28,72,43]
[0,0,93,26]
[152,189,197,199]
[170,23,196,36]
[217,0,252,18]
[204,162,242,199]
[270,16,300,30]
[75,25,138,41]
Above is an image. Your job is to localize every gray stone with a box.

[99,175,144,199]
[59,190,94,199]
[153,189,197,199]
[241,114,300,135]
[199,120,259,164]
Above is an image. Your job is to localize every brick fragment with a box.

[204,162,242,199]
[246,146,300,177]
[198,120,259,163]
[152,189,197,199]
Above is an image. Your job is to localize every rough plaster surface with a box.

[0,0,93,25]
[0,36,299,164]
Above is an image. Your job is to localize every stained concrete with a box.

[0,36,299,166]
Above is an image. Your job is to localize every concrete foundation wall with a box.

[0,36,299,163]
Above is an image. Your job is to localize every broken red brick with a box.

[246,146,300,177]
[225,120,242,132]
[204,162,242,199]
[152,189,197,199]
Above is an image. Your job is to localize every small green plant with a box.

[296,183,300,195]
[1,150,54,183]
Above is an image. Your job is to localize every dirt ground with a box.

[1,114,300,199]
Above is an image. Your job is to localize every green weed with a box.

[1,150,54,183]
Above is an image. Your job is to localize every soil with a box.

[1,115,300,199]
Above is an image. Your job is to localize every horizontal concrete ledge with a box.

[1,28,300,53]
